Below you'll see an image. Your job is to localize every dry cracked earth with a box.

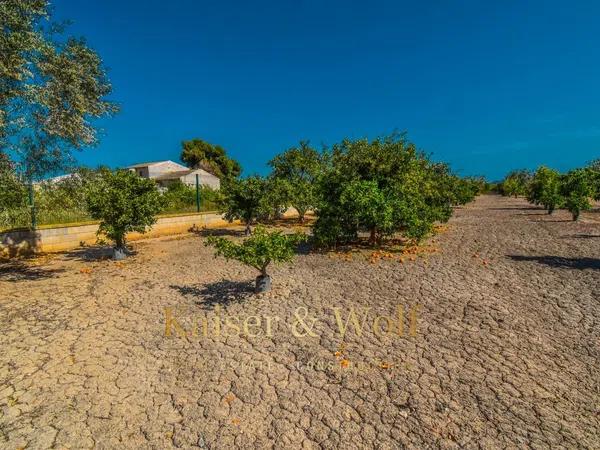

[1,195,599,449]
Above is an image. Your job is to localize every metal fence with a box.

[0,198,220,232]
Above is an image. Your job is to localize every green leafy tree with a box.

[0,151,28,229]
[0,151,26,211]
[527,166,563,213]
[313,133,455,247]
[464,176,491,195]
[219,176,267,235]
[1,0,117,182]
[339,180,395,244]
[205,226,306,293]
[86,169,163,257]
[425,163,477,213]
[559,169,593,221]
[180,138,241,180]
[1,0,46,143]
[500,170,532,197]
[259,176,292,222]
[586,159,600,201]
[453,178,479,205]
[269,141,322,222]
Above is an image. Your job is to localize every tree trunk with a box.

[369,228,377,245]
[244,222,251,236]
[113,234,127,260]
[255,266,271,293]
[572,210,580,221]
[548,205,554,215]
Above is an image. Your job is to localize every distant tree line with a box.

[497,161,600,220]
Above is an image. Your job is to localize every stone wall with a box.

[0,209,300,257]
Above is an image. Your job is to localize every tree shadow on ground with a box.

[560,234,600,239]
[508,255,600,270]
[0,260,65,282]
[62,245,136,261]
[170,280,255,309]
[190,227,246,238]
[489,206,543,211]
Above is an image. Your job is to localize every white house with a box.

[126,160,220,190]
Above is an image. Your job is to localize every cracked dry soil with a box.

[1,195,599,449]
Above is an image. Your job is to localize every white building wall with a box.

[147,161,189,178]
[180,169,220,189]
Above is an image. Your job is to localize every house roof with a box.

[126,160,185,169]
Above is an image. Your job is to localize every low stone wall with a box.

[0,209,300,257]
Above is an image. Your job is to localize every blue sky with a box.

[56,0,600,180]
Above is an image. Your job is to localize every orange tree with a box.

[312,133,467,247]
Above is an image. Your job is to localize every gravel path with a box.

[1,195,599,449]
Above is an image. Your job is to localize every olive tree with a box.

[0,151,28,229]
[0,152,26,212]
[86,169,163,259]
[559,169,593,221]
[1,0,116,235]
[206,226,306,293]
[527,166,563,214]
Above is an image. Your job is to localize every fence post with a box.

[195,174,200,212]
[28,181,37,230]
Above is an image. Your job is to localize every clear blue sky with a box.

[56,0,600,180]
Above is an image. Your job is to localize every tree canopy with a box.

[180,138,241,180]
[219,175,267,234]
[312,132,465,246]
[1,0,117,180]
[206,226,306,277]
[527,166,562,213]
[500,170,532,197]
[86,169,163,251]
[268,141,322,222]
[559,169,593,221]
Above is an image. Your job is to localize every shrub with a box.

[559,169,593,221]
[86,169,163,258]
[527,166,563,213]
[205,226,306,293]
[219,176,267,235]
[161,180,219,213]
[34,168,103,223]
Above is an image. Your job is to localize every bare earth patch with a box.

[1,195,599,448]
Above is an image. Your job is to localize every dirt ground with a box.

[1,195,599,449]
